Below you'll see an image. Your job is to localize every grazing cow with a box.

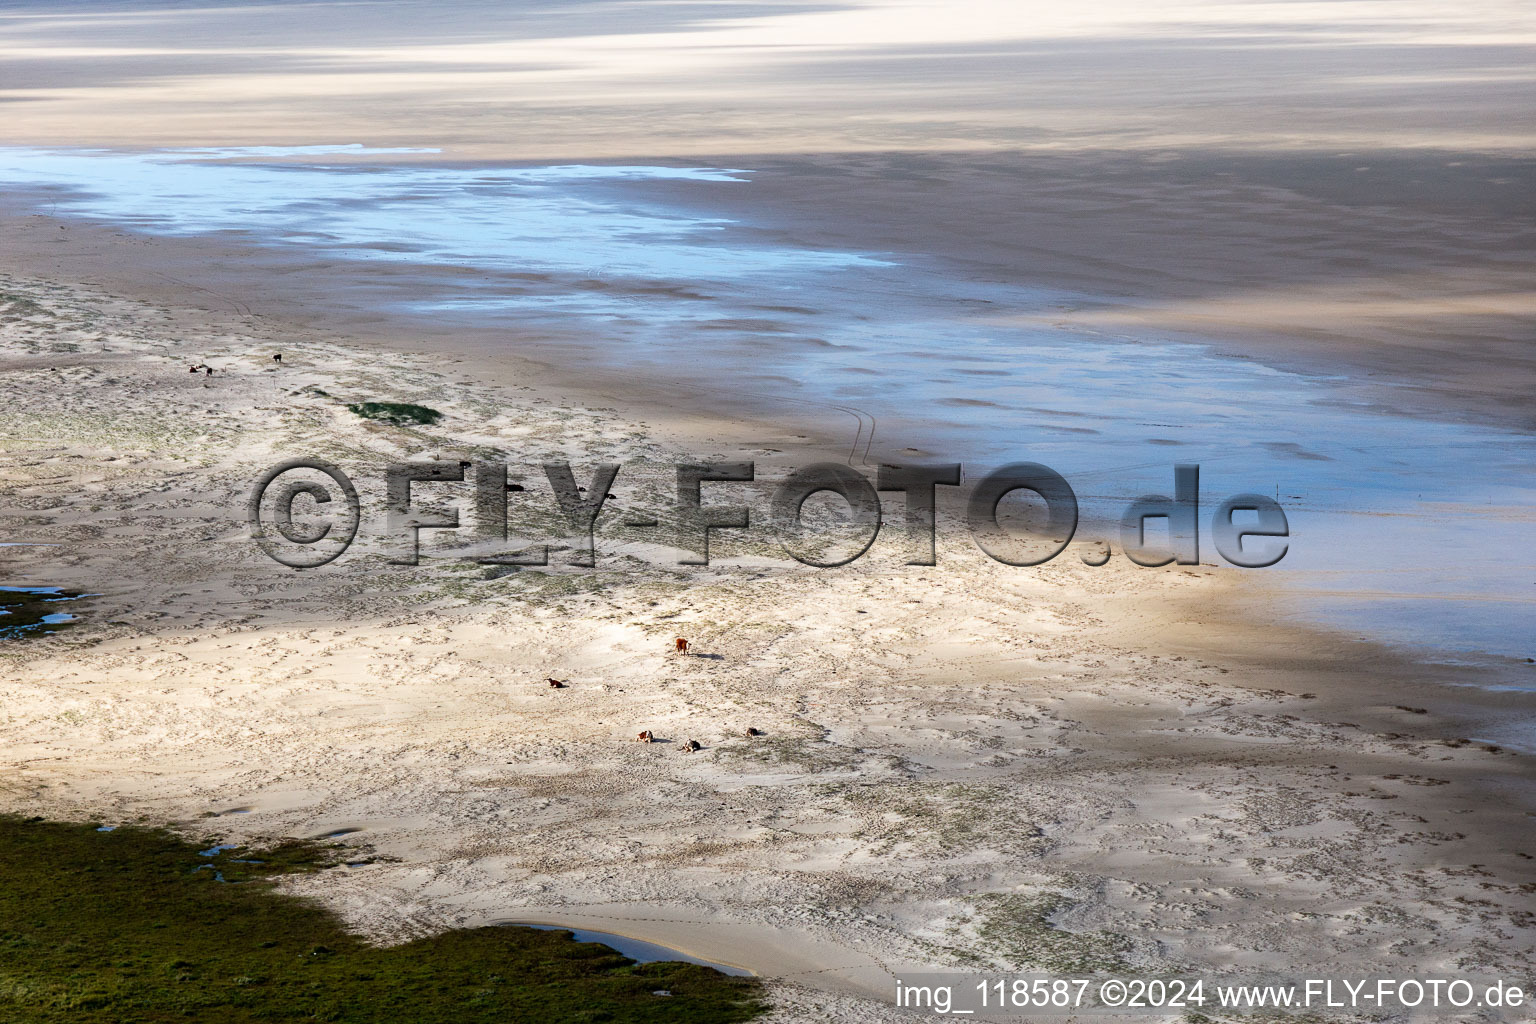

[636,730,654,743]
[682,739,701,753]
[674,637,689,654]
[745,727,762,737]
[188,365,199,373]
[547,678,565,689]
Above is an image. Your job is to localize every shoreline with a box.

[2,148,1531,664]
[2,144,1533,439]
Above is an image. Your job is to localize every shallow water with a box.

[0,146,881,281]
[0,146,1531,663]
[0,585,88,640]
[505,923,752,976]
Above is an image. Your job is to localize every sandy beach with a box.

[1,272,1531,1017]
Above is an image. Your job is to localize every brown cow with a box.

[745,727,763,737]
[547,678,565,689]
[682,739,701,753]
[674,637,689,654]
[636,730,654,743]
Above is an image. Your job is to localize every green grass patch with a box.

[345,402,443,427]
[0,816,762,1023]
[969,892,1131,974]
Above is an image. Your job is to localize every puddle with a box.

[189,843,264,881]
[504,923,752,976]
[0,586,90,640]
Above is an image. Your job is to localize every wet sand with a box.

[720,150,1536,435]
[4,0,1534,157]
[2,147,1531,435]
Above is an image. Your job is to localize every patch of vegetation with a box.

[0,816,762,1023]
[345,402,443,427]
[714,733,868,775]
[0,294,53,320]
[879,783,1047,856]
[966,892,1131,974]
